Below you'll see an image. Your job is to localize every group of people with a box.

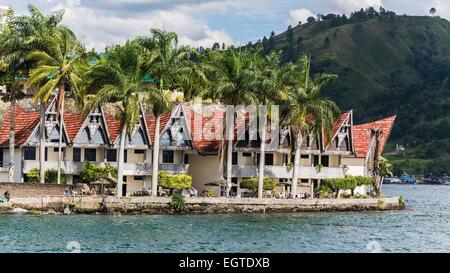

[63,186,97,197]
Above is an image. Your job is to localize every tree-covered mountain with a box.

[257,8,450,175]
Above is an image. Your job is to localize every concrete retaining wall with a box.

[0,196,404,214]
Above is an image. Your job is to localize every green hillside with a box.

[259,10,450,175]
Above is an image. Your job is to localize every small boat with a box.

[385,177,402,184]
[400,174,416,184]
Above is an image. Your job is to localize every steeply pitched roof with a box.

[104,113,122,144]
[145,112,171,143]
[323,111,352,148]
[353,115,396,158]
[64,113,85,142]
[0,104,40,148]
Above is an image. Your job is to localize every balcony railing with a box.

[159,163,190,174]
[230,165,345,179]
[22,160,152,176]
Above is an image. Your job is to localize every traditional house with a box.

[0,99,396,197]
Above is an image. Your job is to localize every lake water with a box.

[0,184,449,253]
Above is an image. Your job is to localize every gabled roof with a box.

[64,113,85,142]
[0,104,40,148]
[353,115,396,158]
[104,113,122,144]
[145,112,171,143]
[323,111,352,149]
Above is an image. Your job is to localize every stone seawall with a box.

[0,196,405,214]
[0,183,78,197]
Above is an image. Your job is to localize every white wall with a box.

[188,154,222,192]
[341,157,366,176]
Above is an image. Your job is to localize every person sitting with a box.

[4,191,10,202]
[63,188,71,197]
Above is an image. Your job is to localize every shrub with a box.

[158,171,192,190]
[45,168,65,184]
[353,176,375,186]
[169,194,187,212]
[315,184,333,198]
[79,161,117,184]
[25,168,40,183]
[239,178,276,191]
[25,168,65,184]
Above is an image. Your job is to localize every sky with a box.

[0,0,448,50]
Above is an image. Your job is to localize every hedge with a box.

[317,176,375,197]
[240,178,276,191]
[158,171,192,190]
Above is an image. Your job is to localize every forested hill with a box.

[256,8,450,175]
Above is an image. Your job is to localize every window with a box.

[73,175,81,184]
[124,150,128,163]
[232,152,238,165]
[134,149,145,154]
[73,148,81,162]
[24,147,36,160]
[283,154,288,164]
[134,176,144,181]
[106,149,117,162]
[162,150,174,163]
[301,179,309,183]
[321,155,329,167]
[184,153,189,164]
[265,153,274,165]
[0,149,3,167]
[243,152,252,157]
[45,147,48,161]
[313,155,320,166]
[84,148,96,162]
[301,154,309,159]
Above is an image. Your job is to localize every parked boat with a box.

[400,174,416,184]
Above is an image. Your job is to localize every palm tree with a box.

[282,55,339,197]
[27,27,88,184]
[87,41,148,197]
[0,8,26,183]
[11,4,65,184]
[139,29,188,196]
[253,50,286,198]
[375,156,392,194]
[206,47,259,196]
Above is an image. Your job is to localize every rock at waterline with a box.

[12,208,28,214]
[63,207,71,215]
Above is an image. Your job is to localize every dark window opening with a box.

[106,149,117,162]
[134,149,144,154]
[124,150,128,163]
[73,148,81,162]
[45,147,48,161]
[232,152,238,165]
[24,147,36,160]
[265,153,274,165]
[134,176,144,181]
[184,153,189,164]
[321,155,329,167]
[73,175,81,184]
[84,148,96,162]
[162,150,174,163]
[301,179,309,183]
[0,149,3,167]
[301,154,309,159]
[242,152,252,157]
[313,155,320,166]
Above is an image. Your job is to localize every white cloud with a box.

[285,8,315,26]
[319,0,383,14]
[54,2,235,50]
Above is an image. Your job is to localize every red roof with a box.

[64,113,85,142]
[0,104,40,148]
[104,113,123,144]
[145,112,171,144]
[323,111,351,148]
[186,106,223,154]
[353,115,396,158]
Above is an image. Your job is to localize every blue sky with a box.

[1,0,447,50]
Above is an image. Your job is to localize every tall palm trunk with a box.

[291,132,303,197]
[39,101,45,183]
[7,84,15,183]
[151,115,161,196]
[57,87,65,185]
[117,125,127,197]
[257,120,266,199]
[225,123,233,197]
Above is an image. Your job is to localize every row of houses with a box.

[0,97,396,197]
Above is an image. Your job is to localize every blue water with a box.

[0,184,449,253]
